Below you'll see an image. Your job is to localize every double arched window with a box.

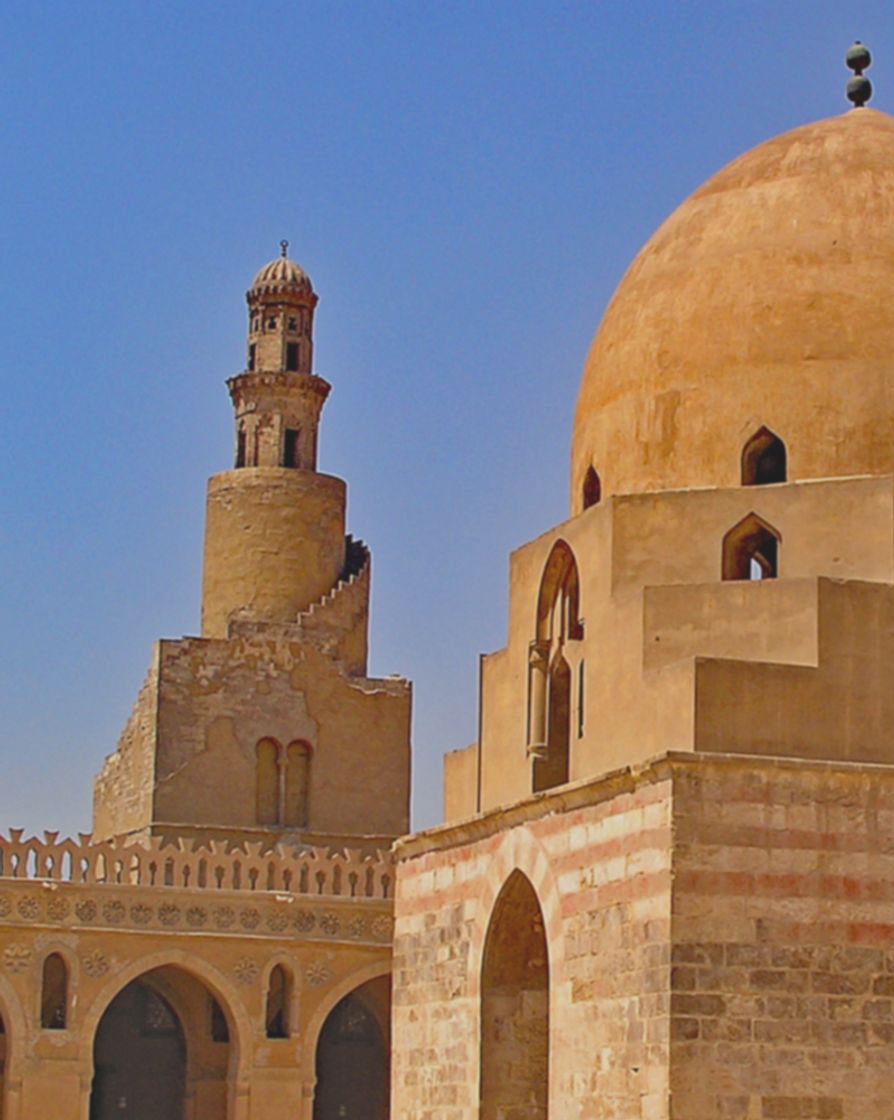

[255,739,311,828]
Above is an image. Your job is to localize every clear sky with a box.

[1,2,890,837]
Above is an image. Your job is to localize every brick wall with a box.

[671,757,894,1120]
[392,771,674,1120]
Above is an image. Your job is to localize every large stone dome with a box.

[571,109,894,514]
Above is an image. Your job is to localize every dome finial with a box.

[280,239,289,258]
[846,41,872,108]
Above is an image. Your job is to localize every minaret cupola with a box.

[229,241,330,471]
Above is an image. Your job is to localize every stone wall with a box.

[671,756,894,1120]
[392,769,674,1120]
[93,653,160,842]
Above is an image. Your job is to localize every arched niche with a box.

[722,512,781,581]
[742,427,787,486]
[89,965,235,1120]
[480,871,549,1120]
[313,976,390,1120]
[40,952,68,1030]
[255,738,280,825]
[265,965,292,1039]
[284,740,311,828]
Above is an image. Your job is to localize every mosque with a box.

[1,43,894,1120]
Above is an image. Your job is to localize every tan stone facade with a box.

[8,97,894,1120]
[0,250,408,1119]
[390,107,894,1120]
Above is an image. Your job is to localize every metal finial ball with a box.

[280,239,289,258]
[847,75,873,107]
[846,41,871,74]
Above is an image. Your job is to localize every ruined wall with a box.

[93,652,160,842]
[392,768,673,1120]
[670,755,894,1120]
[150,634,410,844]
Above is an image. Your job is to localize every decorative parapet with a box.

[0,830,393,899]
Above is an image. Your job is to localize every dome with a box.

[249,253,314,298]
[571,109,894,513]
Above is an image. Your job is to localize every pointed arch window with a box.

[742,427,786,485]
[256,737,312,828]
[722,513,781,581]
[41,953,68,1029]
[582,466,601,510]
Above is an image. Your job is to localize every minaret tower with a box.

[201,245,347,638]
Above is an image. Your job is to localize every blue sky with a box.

[1,2,890,835]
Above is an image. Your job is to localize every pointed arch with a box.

[722,512,781,581]
[0,972,27,1120]
[529,540,581,791]
[582,465,601,510]
[78,947,250,1108]
[265,964,290,1039]
[535,540,581,643]
[742,426,786,485]
[480,870,549,1120]
[312,974,390,1120]
[40,952,68,1029]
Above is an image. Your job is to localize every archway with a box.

[480,870,549,1120]
[89,965,232,1120]
[313,975,389,1120]
[0,1008,5,1120]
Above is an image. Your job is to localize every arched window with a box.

[480,872,548,1120]
[742,427,786,485]
[265,965,290,1039]
[256,737,312,828]
[535,540,582,645]
[284,741,311,828]
[722,513,781,581]
[41,953,68,1029]
[255,739,280,826]
[582,466,601,510]
[528,541,582,793]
